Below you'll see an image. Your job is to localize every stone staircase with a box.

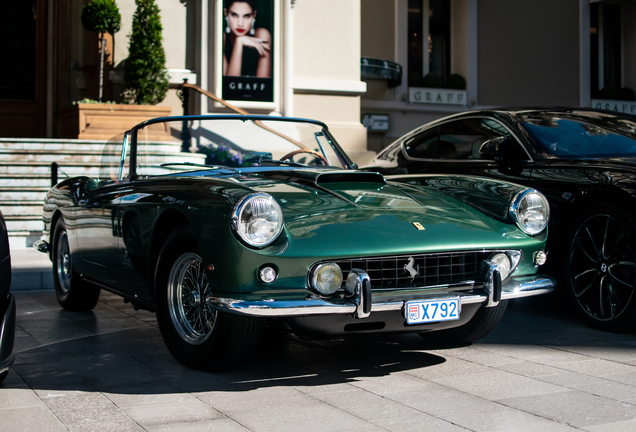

[0,137,207,250]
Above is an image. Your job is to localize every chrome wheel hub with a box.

[167,252,217,345]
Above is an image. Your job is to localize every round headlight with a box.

[509,189,550,235]
[232,193,284,247]
[490,253,512,280]
[311,263,343,295]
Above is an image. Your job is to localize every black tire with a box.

[52,221,100,311]
[420,301,508,344]
[565,204,636,331]
[0,370,8,382]
[155,226,263,369]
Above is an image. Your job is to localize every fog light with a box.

[259,266,277,283]
[345,271,361,294]
[534,250,547,266]
[311,263,343,295]
[490,253,512,280]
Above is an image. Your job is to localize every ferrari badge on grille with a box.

[412,222,425,230]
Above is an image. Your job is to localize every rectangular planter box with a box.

[58,103,172,140]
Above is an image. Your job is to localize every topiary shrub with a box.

[422,72,443,89]
[599,87,617,100]
[81,0,121,102]
[446,74,466,90]
[618,87,636,101]
[123,0,169,105]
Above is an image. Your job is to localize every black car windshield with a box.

[102,117,351,181]
[520,112,636,158]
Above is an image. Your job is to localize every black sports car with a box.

[0,209,14,382]
[364,108,636,331]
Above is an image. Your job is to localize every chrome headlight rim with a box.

[509,188,550,236]
[231,192,284,248]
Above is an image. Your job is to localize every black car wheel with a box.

[155,226,263,369]
[52,221,100,311]
[419,300,508,344]
[0,370,7,382]
[566,204,636,331]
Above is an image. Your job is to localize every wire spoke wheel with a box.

[167,252,217,345]
[569,213,636,324]
[55,231,72,294]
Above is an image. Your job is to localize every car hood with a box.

[232,169,534,256]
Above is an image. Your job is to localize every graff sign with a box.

[591,99,636,114]
[409,88,468,106]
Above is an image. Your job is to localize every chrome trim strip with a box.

[208,275,555,317]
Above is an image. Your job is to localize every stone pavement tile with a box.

[372,413,471,432]
[0,405,67,432]
[439,403,580,432]
[100,380,195,408]
[0,373,44,409]
[95,327,170,359]
[69,317,152,336]
[121,401,225,429]
[545,342,636,363]
[11,360,88,388]
[603,371,636,387]
[385,382,501,417]
[226,403,384,432]
[196,385,318,413]
[402,355,495,380]
[66,420,145,432]
[496,360,564,379]
[441,344,526,367]
[145,418,250,432]
[36,390,132,427]
[571,378,636,402]
[583,418,636,432]
[346,371,431,396]
[500,390,636,428]
[18,318,93,346]
[430,369,568,401]
[476,343,592,365]
[556,358,636,378]
[311,388,421,422]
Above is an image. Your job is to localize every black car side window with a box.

[404,128,441,158]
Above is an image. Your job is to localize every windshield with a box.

[114,116,351,179]
[520,112,636,158]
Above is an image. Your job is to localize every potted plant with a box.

[58,0,172,139]
[123,0,170,105]
[81,0,121,102]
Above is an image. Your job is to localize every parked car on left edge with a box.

[0,209,15,382]
[35,114,554,370]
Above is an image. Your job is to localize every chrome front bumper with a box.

[208,273,555,318]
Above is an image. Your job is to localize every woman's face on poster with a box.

[226,2,256,37]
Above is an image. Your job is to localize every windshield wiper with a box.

[159,162,238,173]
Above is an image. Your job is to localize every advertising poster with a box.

[221,0,274,103]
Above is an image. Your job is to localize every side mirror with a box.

[478,136,509,161]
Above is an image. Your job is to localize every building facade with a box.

[1,0,635,164]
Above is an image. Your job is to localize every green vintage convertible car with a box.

[36,115,554,369]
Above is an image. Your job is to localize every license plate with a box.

[405,298,460,324]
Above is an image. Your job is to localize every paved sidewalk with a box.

[3,284,636,431]
[10,246,54,291]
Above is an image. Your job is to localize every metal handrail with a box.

[178,82,308,149]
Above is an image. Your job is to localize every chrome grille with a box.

[334,251,492,290]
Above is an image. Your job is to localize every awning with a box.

[361,58,402,89]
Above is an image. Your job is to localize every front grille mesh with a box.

[334,251,492,290]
